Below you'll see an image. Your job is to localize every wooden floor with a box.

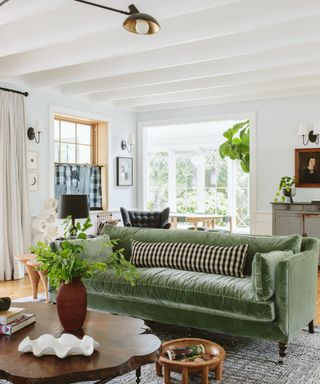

[1,274,320,324]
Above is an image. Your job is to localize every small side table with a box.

[156,338,225,384]
[15,254,49,303]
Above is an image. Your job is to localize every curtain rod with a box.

[0,86,28,97]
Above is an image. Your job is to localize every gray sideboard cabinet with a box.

[271,202,320,263]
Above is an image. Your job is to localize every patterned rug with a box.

[2,320,319,384]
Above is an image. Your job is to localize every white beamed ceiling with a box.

[2,0,320,111]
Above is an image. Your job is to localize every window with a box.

[54,117,95,164]
[145,120,250,232]
[54,115,109,211]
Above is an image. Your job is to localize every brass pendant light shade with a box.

[123,5,161,35]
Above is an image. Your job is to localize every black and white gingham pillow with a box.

[130,240,248,278]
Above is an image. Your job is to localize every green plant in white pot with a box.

[31,217,139,331]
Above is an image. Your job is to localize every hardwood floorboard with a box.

[1,273,320,324]
[0,275,44,301]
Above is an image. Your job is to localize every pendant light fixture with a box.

[73,1,160,35]
[0,0,161,35]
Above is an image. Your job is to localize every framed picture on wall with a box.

[117,157,133,186]
[27,151,38,170]
[295,148,320,188]
[28,172,39,191]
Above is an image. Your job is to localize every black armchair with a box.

[120,207,171,229]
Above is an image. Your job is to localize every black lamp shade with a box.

[58,194,89,220]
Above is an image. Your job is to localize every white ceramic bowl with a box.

[18,333,100,358]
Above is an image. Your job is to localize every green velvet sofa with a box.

[55,226,319,360]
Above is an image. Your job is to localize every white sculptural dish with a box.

[18,333,100,358]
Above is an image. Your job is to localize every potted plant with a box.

[219,120,250,173]
[31,217,139,332]
[274,176,296,203]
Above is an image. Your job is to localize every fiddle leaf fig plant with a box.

[274,176,295,202]
[30,217,140,288]
[219,120,250,173]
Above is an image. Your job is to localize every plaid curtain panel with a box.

[54,163,102,210]
[130,240,248,278]
[89,166,102,209]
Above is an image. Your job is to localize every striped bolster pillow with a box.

[130,240,248,278]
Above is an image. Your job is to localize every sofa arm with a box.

[275,249,318,340]
[161,222,171,229]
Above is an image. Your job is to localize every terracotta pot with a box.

[56,278,87,331]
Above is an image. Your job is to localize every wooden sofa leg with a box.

[308,320,314,334]
[278,343,287,365]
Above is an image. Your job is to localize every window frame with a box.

[54,116,97,165]
[146,144,250,232]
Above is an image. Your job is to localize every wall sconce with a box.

[298,123,320,145]
[27,118,44,144]
[121,133,135,153]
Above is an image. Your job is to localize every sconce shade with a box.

[58,194,89,220]
[127,133,136,145]
[123,5,160,35]
[298,123,308,136]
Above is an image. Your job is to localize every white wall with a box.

[137,94,320,235]
[2,84,137,216]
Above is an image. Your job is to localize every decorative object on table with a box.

[295,148,320,187]
[27,151,38,170]
[273,176,296,203]
[96,210,120,234]
[31,218,139,331]
[18,333,99,358]
[28,172,39,191]
[31,198,59,244]
[166,344,205,361]
[0,307,25,325]
[156,338,225,384]
[298,122,320,145]
[0,313,35,335]
[58,194,89,236]
[117,157,133,186]
[219,119,250,172]
[0,297,11,311]
[0,305,35,336]
[120,207,171,229]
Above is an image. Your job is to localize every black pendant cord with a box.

[73,0,130,15]
[0,86,28,97]
[0,0,10,7]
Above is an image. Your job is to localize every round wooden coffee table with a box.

[156,338,226,384]
[0,302,161,384]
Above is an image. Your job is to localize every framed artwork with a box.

[295,148,320,188]
[117,157,133,186]
[28,172,39,191]
[27,151,38,170]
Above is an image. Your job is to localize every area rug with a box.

[1,322,319,384]
[13,293,46,303]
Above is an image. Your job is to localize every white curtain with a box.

[0,90,31,280]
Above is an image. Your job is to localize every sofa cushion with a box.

[51,235,113,262]
[102,226,302,275]
[131,239,248,278]
[84,268,275,322]
[252,250,293,301]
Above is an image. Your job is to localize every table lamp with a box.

[58,194,89,236]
